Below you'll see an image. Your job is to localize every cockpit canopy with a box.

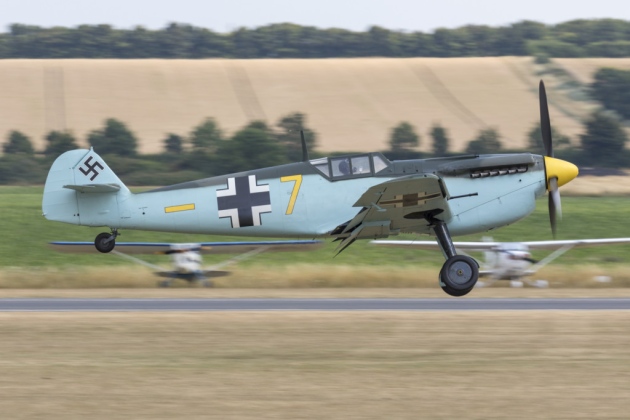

[309,153,391,180]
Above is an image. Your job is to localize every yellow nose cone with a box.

[544,156,579,189]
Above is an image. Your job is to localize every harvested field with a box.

[1,311,629,419]
[4,57,630,155]
[2,263,630,290]
[561,174,630,196]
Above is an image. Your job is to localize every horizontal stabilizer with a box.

[154,270,231,279]
[49,240,323,254]
[63,183,121,193]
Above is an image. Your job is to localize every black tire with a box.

[94,232,116,253]
[440,282,474,297]
[438,266,474,297]
[439,255,479,294]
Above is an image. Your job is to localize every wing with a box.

[334,174,451,253]
[370,240,501,251]
[372,238,630,251]
[522,238,630,250]
[49,240,323,254]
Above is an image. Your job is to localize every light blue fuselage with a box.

[42,149,547,240]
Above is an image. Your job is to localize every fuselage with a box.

[43,149,549,240]
[483,243,534,280]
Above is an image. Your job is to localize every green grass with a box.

[2,186,630,268]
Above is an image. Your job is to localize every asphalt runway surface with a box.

[1,298,630,311]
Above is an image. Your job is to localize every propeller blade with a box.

[548,177,562,238]
[539,80,553,157]
[551,188,562,220]
[548,195,556,238]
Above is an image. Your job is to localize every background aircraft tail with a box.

[42,149,130,227]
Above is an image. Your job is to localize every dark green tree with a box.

[0,154,45,184]
[276,112,317,161]
[189,117,223,153]
[217,121,286,173]
[591,68,630,120]
[366,26,400,56]
[585,41,630,58]
[580,111,628,166]
[429,123,449,155]
[525,38,585,57]
[44,130,78,157]
[88,118,138,156]
[465,128,503,154]
[163,133,184,154]
[3,131,34,155]
[389,122,420,152]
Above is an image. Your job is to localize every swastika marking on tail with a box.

[79,156,104,181]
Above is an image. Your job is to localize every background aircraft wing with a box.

[522,238,630,249]
[49,240,323,254]
[373,238,630,250]
[370,240,500,251]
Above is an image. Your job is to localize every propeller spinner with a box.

[539,81,579,237]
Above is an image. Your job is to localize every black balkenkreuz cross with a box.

[79,156,104,181]
[216,175,271,228]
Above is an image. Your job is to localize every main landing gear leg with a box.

[430,220,479,297]
[94,228,119,253]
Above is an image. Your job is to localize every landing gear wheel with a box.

[94,232,116,253]
[438,267,474,297]
[439,255,479,297]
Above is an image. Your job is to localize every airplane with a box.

[371,238,630,288]
[42,81,579,297]
[49,240,322,287]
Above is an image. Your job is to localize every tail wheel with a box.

[439,255,479,296]
[94,232,116,253]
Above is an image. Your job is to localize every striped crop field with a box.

[3,57,630,155]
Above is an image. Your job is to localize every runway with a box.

[1,298,630,311]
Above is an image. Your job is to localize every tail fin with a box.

[42,149,130,227]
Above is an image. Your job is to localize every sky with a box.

[3,0,630,33]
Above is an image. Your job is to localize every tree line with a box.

[2,19,630,59]
[0,112,316,185]
[388,111,628,169]
[1,105,627,185]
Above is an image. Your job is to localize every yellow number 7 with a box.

[280,175,302,215]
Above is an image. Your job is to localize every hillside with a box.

[2,57,630,154]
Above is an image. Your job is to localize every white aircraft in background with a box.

[371,238,630,288]
[50,240,322,287]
